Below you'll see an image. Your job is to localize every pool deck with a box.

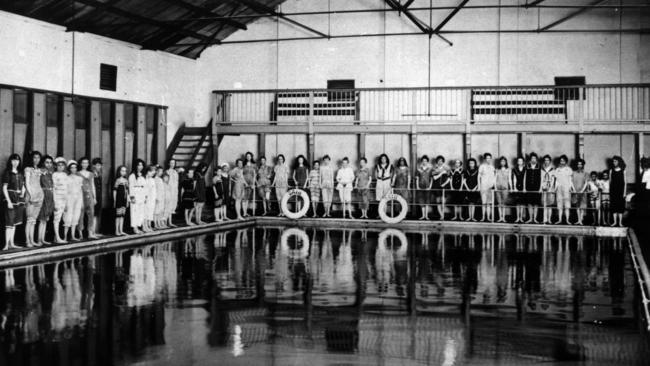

[0,217,629,269]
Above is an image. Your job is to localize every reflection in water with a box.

[0,228,648,365]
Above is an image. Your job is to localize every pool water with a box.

[0,227,648,366]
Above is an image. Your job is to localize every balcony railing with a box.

[212,84,650,126]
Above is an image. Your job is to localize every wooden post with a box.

[136,105,146,160]
[156,108,167,164]
[358,133,366,160]
[213,94,226,170]
[0,89,14,174]
[577,133,585,159]
[89,101,102,159]
[61,97,75,159]
[113,103,125,167]
[518,132,527,158]
[308,91,315,163]
[464,133,472,159]
[31,92,47,153]
[258,133,266,159]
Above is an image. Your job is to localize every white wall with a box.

[0,11,201,141]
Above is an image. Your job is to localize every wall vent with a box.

[100,63,118,91]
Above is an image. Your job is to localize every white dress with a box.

[145,176,157,221]
[129,173,147,227]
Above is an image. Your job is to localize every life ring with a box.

[378,193,409,224]
[280,228,310,258]
[378,229,408,258]
[281,189,311,219]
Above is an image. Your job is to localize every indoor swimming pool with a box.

[0,226,648,366]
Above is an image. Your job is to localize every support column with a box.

[61,97,75,159]
[89,101,102,160]
[0,89,14,173]
[213,94,226,171]
[136,105,147,160]
[307,91,315,163]
[518,132,527,158]
[156,108,167,164]
[258,133,266,159]
[577,133,585,159]
[113,103,125,167]
[31,92,47,153]
[464,133,472,159]
[358,133,366,160]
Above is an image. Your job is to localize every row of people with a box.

[209,152,627,226]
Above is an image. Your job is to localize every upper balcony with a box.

[212,84,650,134]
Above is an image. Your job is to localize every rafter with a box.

[525,0,547,7]
[157,0,247,30]
[539,0,608,31]
[384,0,432,34]
[433,0,469,33]
[70,0,215,43]
[235,0,328,38]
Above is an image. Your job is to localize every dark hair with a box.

[78,157,90,170]
[277,154,286,163]
[115,165,128,178]
[235,158,244,166]
[467,158,478,170]
[196,162,207,175]
[146,165,157,173]
[259,155,267,162]
[132,159,146,176]
[360,157,367,163]
[575,158,585,167]
[294,154,309,169]
[542,154,552,162]
[244,151,254,162]
[516,156,525,164]
[342,157,349,163]
[42,155,53,164]
[483,153,492,159]
[559,155,569,163]
[312,160,320,166]
[91,157,102,165]
[528,152,538,160]
[165,158,176,169]
[498,156,508,168]
[590,171,598,176]
[612,155,626,170]
[436,155,445,163]
[322,154,331,161]
[420,155,429,162]
[7,153,22,171]
[28,151,42,168]
[378,154,390,166]
[397,157,408,167]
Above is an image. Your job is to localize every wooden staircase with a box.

[166,119,216,169]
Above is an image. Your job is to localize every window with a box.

[100,63,118,91]
[554,76,585,101]
[327,79,355,101]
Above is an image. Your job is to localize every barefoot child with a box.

[2,154,25,250]
[52,157,69,243]
[181,168,197,225]
[154,166,167,229]
[586,171,600,225]
[306,160,321,218]
[143,165,157,232]
[113,166,129,236]
[63,160,83,242]
[355,158,372,219]
[212,169,226,222]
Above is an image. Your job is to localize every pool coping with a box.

[0,217,629,269]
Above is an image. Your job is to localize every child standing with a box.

[113,166,129,236]
[2,154,25,250]
[163,173,175,226]
[306,160,321,218]
[212,169,226,222]
[181,168,197,225]
[586,171,601,225]
[320,155,335,218]
[355,157,372,219]
[144,165,157,232]
[63,160,83,242]
[24,151,43,247]
[37,155,55,246]
[598,171,610,225]
[154,166,166,229]
[336,157,355,219]
[194,164,207,224]
[52,157,69,243]
[128,159,147,234]
[77,157,98,239]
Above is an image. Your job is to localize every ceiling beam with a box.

[403,0,416,8]
[384,0,432,34]
[180,4,244,57]
[235,0,328,38]
[433,0,470,33]
[70,0,215,43]
[157,0,247,30]
[539,0,608,32]
[525,0,547,7]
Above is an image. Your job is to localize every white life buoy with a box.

[281,189,311,219]
[280,228,310,258]
[378,229,408,258]
[378,193,409,224]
